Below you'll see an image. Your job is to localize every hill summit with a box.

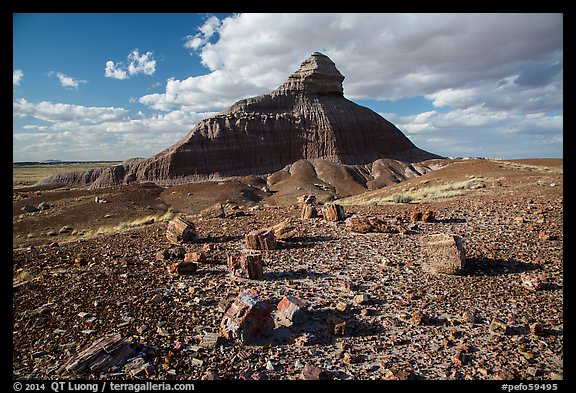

[40,52,441,188]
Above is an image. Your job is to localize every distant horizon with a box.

[13,156,564,165]
[14,13,563,162]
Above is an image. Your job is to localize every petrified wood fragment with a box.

[420,233,466,275]
[220,288,274,343]
[166,215,197,244]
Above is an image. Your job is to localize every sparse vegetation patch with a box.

[339,176,488,206]
[392,194,414,203]
[493,160,563,175]
[85,210,175,238]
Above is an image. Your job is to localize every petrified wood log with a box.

[245,228,277,250]
[322,203,346,221]
[345,215,398,233]
[268,220,297,240]
[227,252,263,279]
[277,295,308,326]
[412,207,435,222]
[58,333,137,376]
[166,215,197,244]
[300,204,318,219]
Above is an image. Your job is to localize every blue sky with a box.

[13,13,563,162]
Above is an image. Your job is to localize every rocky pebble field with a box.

[12,192,563,381]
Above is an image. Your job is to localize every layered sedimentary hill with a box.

[38,52,441,189]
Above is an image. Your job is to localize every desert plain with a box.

[12,157,563,381]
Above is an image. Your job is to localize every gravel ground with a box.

[12,192,563,381]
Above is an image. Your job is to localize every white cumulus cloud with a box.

[392,107,563,158]
[105,49,156,80]
[183,15,222,51]
[13,98,128,123]
[143,13,562,113]
[13,98,214,162]
[48,71,88,89]
[13,69,23,86]
[127,49,156,76]
[139,71,264,112]
[105,60,128,80]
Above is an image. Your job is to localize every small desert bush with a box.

[15,269,30,282]
[392,194,414,203]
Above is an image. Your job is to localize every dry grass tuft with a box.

[80,210,175,239]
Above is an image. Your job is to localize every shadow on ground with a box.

[464,257,540,276]
[277,235,338,249]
